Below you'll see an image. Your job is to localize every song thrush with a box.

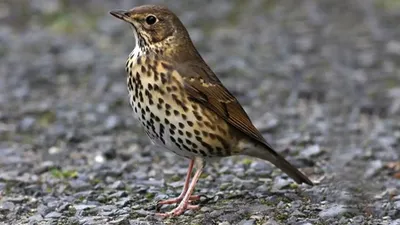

[110,5,313,217]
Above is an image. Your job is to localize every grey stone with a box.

[272,177,292,190]
[28,214,43,222]
[300,144,322,158]
[364,160,383,178]
[34,161,58,174]
[110,180,126,190]
[72,204,97,211]
[19,116,36,131]
[69,180,91,191]
[0,201,15,211]
[44,211,62,218]
[238,219,255,225]
[319,204,348,219]
[115,197,132,208]
[109,215,130,225]
[262,219,279,225]
[104,115,121,130]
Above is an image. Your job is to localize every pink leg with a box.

[157,158,204,217]
[157,159,200,206]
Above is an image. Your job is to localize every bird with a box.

[109,5,313,217]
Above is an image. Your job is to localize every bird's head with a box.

[110,5,194,58]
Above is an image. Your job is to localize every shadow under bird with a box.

[109,4,313,217]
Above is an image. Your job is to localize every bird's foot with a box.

[156,203,199,217]
[157,195,200,205]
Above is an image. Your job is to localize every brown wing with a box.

[175,61,274,150]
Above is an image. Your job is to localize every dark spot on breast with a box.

[177,138,183,144]
[201,141,214,154]
[154,72,159,82]
[173,110,180,116]
[154,84,160,92]
[145,57,151,64]
[155,116,160,122]
[202,131,208,137]
[216,147,223,156]
[204,121,213,128]
[170,124,176,130]
[169,128,175,135]
[186,139,192,145]
[209,133,216,140]
[127,77,134,90]
[178,130,183,135]
[141,108,146,115]
[160,73,168,84]
[194,130,200,135]
[159,124,165,144]
[137,102,141,109]
[183,145,192,152]
[166,86,172,92]
[170,136,176,143]
[158,98,164,104]
[185,131,192,138]
[196,136,202,142]
[137,57,141,65]
[141,65,146,73]
[194,111,203,121]
[172,86,178,91]
[164,118,170,125]
[192,143,198,149]
[166,110,171,116]
[182,114,187,120]
[217,126,227,135]
[161,62,173,71]
[157,104,162,110]
[216,135,230,149]
[187,121,194,127]
[199,150,207,156]
[149,99,154,105]
[139,92,144,102]
[165,103,171,110]
[178,122,184,129]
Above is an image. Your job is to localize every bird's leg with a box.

[157,158,204,217]
[157,159,200,206]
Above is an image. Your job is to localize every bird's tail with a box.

[241,140,313,186]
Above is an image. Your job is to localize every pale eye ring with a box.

[145,15,157,25]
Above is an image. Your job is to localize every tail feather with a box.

[242,142,313,186]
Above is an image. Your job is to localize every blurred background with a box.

[0,0,399,224]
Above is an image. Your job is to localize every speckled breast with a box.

[125,54,235,159]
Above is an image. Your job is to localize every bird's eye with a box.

[145,15,157,25]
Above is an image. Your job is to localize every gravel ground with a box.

[1,0,400,224]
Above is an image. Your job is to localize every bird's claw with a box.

[156,195,200,212]
[156,204,199,217]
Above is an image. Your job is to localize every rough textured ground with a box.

[0,0,400,224]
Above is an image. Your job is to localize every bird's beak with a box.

[109,10,130,22]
